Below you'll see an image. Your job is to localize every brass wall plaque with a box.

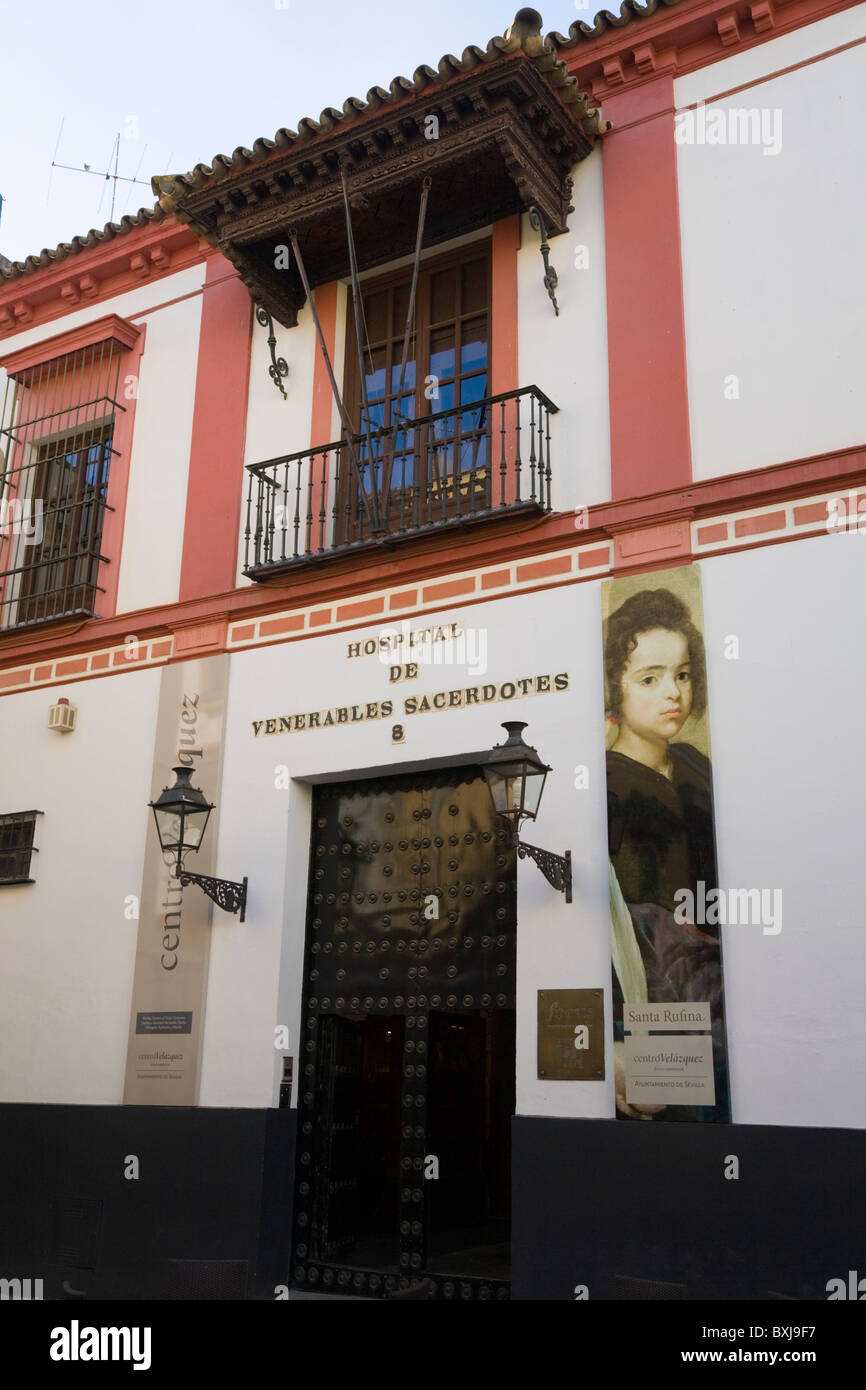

[537,989,605,1080]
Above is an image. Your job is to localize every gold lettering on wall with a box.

[251,673,570,736]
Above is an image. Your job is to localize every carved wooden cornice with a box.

[156,60,598,327]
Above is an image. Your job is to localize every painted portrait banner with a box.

[123,654,229,1105]
[601,564,730,1122]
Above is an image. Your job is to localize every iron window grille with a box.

[0,338,126,631]
[0,810,42,885]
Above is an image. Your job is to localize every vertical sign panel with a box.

[601,564,730,1122]
[123,654,229,1105]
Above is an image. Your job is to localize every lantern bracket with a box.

[255,305,289,399]
[528,206,560,317]
[178,871,248,922]
[516,842,572,903]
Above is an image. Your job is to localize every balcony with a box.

[243,385,558,578]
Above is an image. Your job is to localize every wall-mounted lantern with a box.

[482,721,572,902]
[149,766,248,921]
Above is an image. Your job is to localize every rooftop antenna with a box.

[51,126,153,225]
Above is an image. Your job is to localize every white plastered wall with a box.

[700,531,866,1126]
[0,667,161,1104]
[202,531,866,1128]
[676,5,866,479]
[517,147,611,511]
[236,294,319,587]
[0,533,862,1120]
[115,282,204,613]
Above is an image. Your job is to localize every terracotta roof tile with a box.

[154,29,605,206]
[0,205,166,283]
[547,0,685,47]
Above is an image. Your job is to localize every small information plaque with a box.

[624,1035,715,1106]
[537,989,605,1080]
[135,1011,193,1035]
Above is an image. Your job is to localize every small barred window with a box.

[0,810,42,884]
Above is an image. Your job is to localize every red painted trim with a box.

[0,223,208,340]
[178,255,253,601]
[98,325,147,619]
[1,440,862,678]
[601,73,693,499]
[491,215,520,397]
[0,313,141,375]
[562,0,863,98]
[310,282,339,449]
[491,215,521,505]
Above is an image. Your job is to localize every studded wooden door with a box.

[292,766,515,1300]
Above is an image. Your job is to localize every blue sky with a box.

[0,0,596,264]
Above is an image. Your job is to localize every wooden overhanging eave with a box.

[159,59,597,327]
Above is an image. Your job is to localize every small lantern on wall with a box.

[482,721,572,902]
[48,697,76,733]
[149,766,248,921]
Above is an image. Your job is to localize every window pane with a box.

[461,320,487,373]
[433,380,455,425]
[461,259,488,315]
[390,358,416,394]
[460,374,487,406]
[430,327,455,383]
[364,291,388,344]
[430,268,456,324]
[392,283,411,335]
[365,346,387,402]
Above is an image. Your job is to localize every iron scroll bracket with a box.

[255,305,289,399]
[517,842,572,903]
[178,871,248,922]
[527,206,560,316]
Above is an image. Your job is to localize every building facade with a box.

[1,2,865,1301]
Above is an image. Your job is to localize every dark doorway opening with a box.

[311,1015,405,1271]
[425,1009,515,1281]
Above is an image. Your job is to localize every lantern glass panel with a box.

[153,807,183,854]
[522,764,547,819]
[484,761,526,816]
[183,806,210,851]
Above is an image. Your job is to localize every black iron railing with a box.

[244,384,558,575]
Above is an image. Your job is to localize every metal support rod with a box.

[339,162,380,530]
[384,177,432,484]
[393,176,432,418]
[288,231,379,535]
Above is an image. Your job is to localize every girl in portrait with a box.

[604,587,729,1123]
